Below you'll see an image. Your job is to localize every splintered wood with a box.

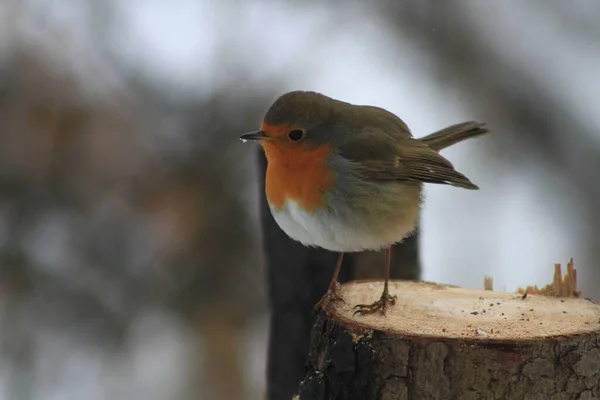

[517,258,580,298]
[483,258,580,298]
[483,276,494,291]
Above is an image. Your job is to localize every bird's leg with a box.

[315,252,345,309]
[353,246,397,316]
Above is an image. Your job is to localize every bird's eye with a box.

[288,129,304,141]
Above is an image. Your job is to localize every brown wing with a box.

[340,134,479,190]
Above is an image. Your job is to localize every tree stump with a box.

[297,280,600,400]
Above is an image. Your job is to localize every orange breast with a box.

[263,141,335,214]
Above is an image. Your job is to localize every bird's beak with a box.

[240,130,269,141]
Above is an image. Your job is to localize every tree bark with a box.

[297,280,600,400]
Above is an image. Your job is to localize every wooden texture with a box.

[297,280,600,400]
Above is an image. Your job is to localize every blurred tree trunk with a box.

[191,318,247,400]
[1,268,34,400]
[353,230,420,281]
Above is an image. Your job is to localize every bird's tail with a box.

[419,121,489,152]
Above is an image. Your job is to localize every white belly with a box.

[269,200,415,252]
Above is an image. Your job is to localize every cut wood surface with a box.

[333,280,597,339]
[297,280,600,400]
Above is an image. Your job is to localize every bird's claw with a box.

[315,285,346,310]
[353,292,397,316]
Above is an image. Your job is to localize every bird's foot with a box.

[315,283,345,310]
[353,291,397,316]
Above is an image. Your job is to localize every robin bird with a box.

[241,90,488,315]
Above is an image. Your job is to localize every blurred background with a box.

[0,0,598,399]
